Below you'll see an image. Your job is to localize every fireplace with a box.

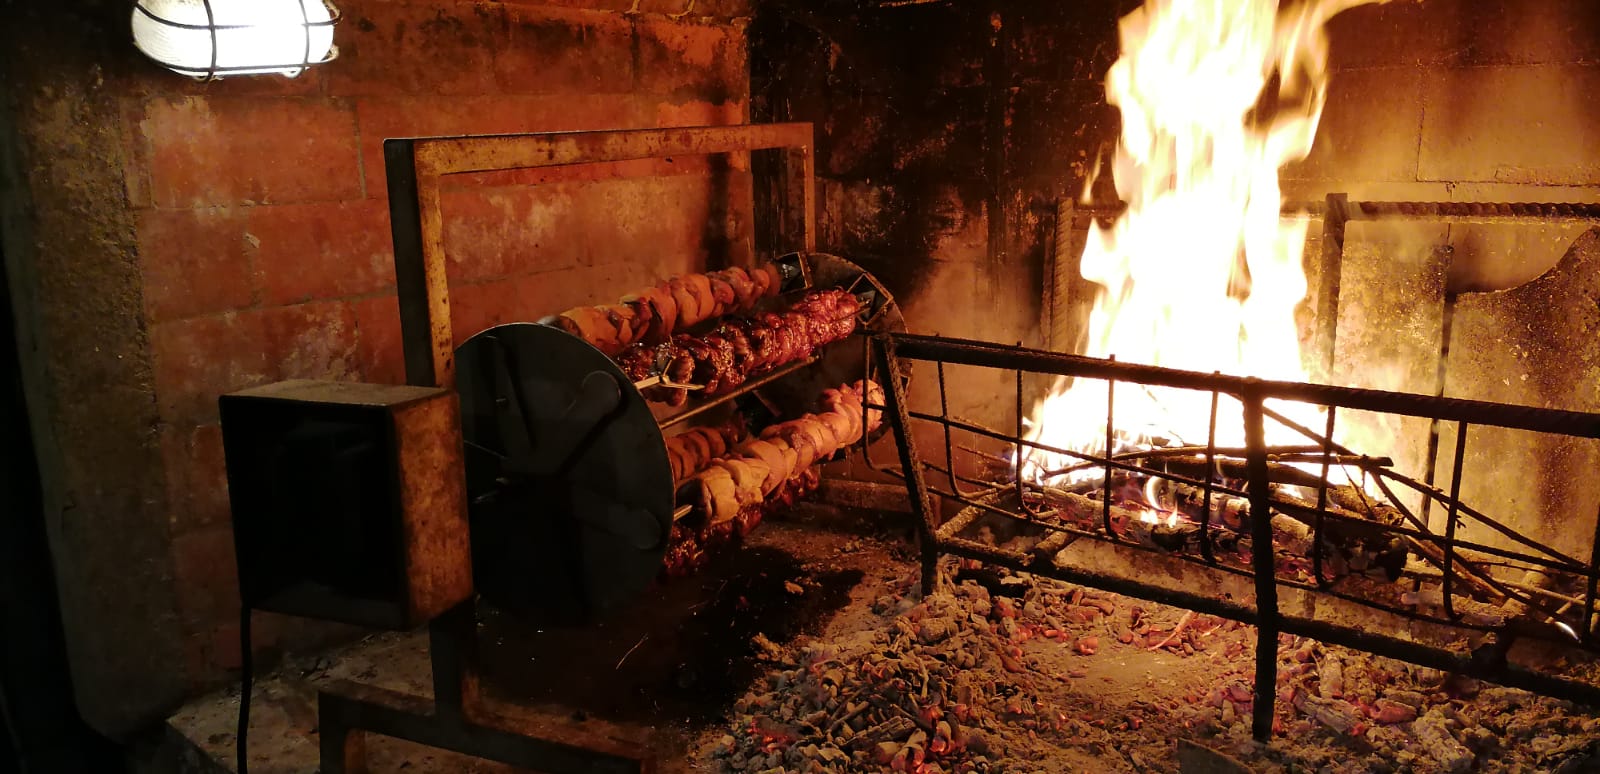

[6,0,1600,772]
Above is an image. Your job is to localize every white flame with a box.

[1019,0,1385,487]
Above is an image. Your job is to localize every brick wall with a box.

[3,0,751,734]
[142,0,753,682]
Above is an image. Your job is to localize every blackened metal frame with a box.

[868,331,1600,743]
[1058,197,1600,378]
[310,123,818,774]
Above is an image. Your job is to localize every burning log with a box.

[1024,486,1312,557]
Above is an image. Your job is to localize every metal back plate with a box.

[455,323,673,624]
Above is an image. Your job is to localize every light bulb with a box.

[132,0,338,79]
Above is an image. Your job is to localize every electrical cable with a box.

[237,603,252,774]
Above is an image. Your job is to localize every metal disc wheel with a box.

[455,323,673,624]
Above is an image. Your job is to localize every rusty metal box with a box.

[219,380,473,630]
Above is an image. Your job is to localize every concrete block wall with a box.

[2,0,751,737]
[1286,0,1600,290]
[1284,0,1600,553]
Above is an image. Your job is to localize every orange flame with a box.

[1020,0,1385,485]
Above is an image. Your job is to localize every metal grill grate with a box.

[855,330,1600,741]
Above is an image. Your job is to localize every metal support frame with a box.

[318,602,649,774]
[386,123,818,391]
[870,331,1600,742]
[321,123,818,774]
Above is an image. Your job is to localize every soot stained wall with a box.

[750,0,1138,432]
[756,0,1600,555]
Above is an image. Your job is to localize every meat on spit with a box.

[662,379,885,578]
[664,419,747,484]
[549,265,783,356]
[694,379,884,525]
[617,287,861,405]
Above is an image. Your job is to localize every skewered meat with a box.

[662,466,820,579]
[547,264,789,354]
[620,287,859,403]
[690,379,882,526]
[664,420,747,483]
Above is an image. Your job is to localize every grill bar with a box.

[871,331,1600,741]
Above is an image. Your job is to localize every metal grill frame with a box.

[864,330,1600,742]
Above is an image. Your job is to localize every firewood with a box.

[1413,711,1474,774]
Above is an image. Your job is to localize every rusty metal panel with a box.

[391,123,817,390]
[411,122,814,178]
[220,380,472,630]
[392,390,474,624]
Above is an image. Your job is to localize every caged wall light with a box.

[131,0,340,80]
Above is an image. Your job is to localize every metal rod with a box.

[1104,360,1116,538]
[1314,406,1337,586]
[799,134,817,254]
[1420,283,1458,531]
[885,332,1600,440]
[874,337,940,596]
[1443,421,1469,620]
[859,335,884,472]
[1261,403,1587,570]
[428,602,474,727]
[1264,407,1578,625]
[1201,383,1220,563]
[917,394,1579,574]
[940,361,966,496]
[908,408,1253,500]
[656,357,817,430]
[1587,505,1600,646]
[384,139,436,389]
[412,123,817,178]
[1243,394,1279,742]
[317,685,645,774]
[1015,365,1028,515]
[1050,200,1076,352]
[1060,199,1600,223]
[1315,193,1348,381]
[931,485,1564,637]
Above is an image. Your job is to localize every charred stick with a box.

[1341,487,1565,618]
[1029,529,1075,563]
[1148,611,1195,651]
[1040,445,1390,481]
[1260,404,1583,569]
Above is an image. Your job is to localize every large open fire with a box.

[1017,0,1386,498]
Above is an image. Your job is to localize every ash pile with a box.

[694,560,1600,773]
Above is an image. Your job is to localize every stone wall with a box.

[1,0,751,738]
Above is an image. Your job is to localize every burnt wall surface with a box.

[1,0,751,738]
[750,0,1136,430]
[1294,0,1600,555]
[757,0,1600,551]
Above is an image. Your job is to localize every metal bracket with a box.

[317,602,653,774]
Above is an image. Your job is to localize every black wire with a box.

[237,605,252,774]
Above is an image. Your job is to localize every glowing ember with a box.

[1018,0,1386,486]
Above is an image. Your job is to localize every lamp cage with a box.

[132,0,341,80]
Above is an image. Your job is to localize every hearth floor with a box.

[167,510,1600,773]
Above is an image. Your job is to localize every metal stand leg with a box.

[920,537,938,597]
[1244,396,1280,742]
[318,694,368,774]
[316,601,652,774]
